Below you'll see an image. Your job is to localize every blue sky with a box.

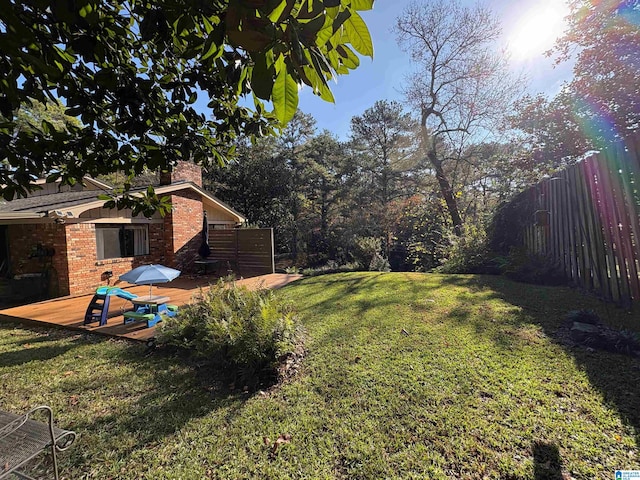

[296,0,574,139]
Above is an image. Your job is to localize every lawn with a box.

[1,272,639,479]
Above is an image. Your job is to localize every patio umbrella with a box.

[198,211,211,258]
[118,264,181,297]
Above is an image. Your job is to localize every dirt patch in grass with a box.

[275,340,307,386]
[555,309,640,358]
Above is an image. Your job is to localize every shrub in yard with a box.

[301,261,362,277]
[369,253,391,272]
[499,247,566,285]
[353,236,382,267]
[157,279,302,385]
[437,225,498,274]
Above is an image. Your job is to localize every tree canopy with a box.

[511,0,640,163]
[0,0,374,214]
[395,0,519,235]
[555,0,640,145]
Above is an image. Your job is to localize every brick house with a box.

[0,162,245,298]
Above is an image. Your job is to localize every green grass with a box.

[1,272,639,479]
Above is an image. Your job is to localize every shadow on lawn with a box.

[440,275,640,449]
[0,325,89,367]
[532,441,563,480]
[0,323,251,474]
[63,345,247,464]
[293,272,428,321]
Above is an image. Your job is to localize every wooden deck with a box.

[0,274,302,342]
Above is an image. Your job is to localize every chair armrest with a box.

[22,406,77,451]
[0,405,77,480]
[54,430,77,451]
[0,405,54,439]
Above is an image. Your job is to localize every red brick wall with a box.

[7,223,70,296]
[163,189,203,272]
[159,161,203,187]
[65,223,99,294]
[6,222,168,297]
[7,188,204,297]
[66,223,167,295]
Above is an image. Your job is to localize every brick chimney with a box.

[159,160,203,187]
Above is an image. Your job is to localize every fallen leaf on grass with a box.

[69,395,79,406]
[268,434,292,457]
[63,371,75,376]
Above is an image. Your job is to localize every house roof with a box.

[31,176,113,190]
[0,190,102,214]
[0,182,246,223]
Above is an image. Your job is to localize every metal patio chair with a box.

[0,406,77,480]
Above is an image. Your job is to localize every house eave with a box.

[0,182,247,223]
[133,182,246,223]
[0,212,48,221]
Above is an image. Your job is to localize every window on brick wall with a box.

[96,225,149,260]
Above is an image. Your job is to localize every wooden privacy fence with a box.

[208,228,275,276]
[509,139,640,306]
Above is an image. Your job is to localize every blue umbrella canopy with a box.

[119,264,181,296]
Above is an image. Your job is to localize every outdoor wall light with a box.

[48,210,74,219]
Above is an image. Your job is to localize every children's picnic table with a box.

[125,295,176,327]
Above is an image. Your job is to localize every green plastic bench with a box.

[123,311,156,326]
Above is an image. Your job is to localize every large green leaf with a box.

[272,65,299,124]
[336,44,359,69]
[316,78,335,103]
[345,10,373,57]
[314,16,334,47]
[267,0,290,22]
[250,54,274,100]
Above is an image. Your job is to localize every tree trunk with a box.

[428,151,463,236]
[320,179,328,237]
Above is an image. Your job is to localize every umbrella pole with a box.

[149,284,152,297]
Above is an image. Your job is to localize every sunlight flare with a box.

[507,2,569,61]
